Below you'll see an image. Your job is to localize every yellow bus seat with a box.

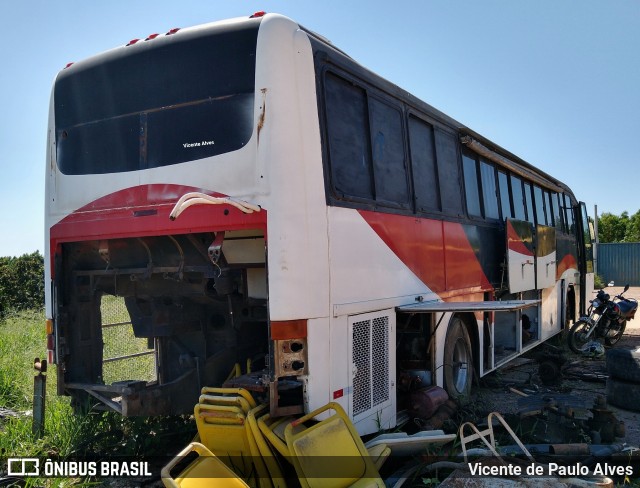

[247,405,287,488]
[199,394,253,414]
[196,403,246,423]
[194,401,274,487]
[161,442,250,488]
[194,403,253,476]
[283,402,385,488]
[258,408,389,476]
[201,387,257,409]
[256,413,296,460]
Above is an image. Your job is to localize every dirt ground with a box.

[472,286,640,448]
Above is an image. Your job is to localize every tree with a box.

[598,211,629,243]
[0,251,45,315]
[623,210,640,242]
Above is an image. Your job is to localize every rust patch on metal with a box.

[257,88,267,144]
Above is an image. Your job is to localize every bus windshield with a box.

[54,20,259,175]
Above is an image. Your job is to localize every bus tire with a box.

[606,347,640,383]
[606,377,640,412]
[443,317,473,401]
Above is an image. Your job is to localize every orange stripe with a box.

[271,320,307,340]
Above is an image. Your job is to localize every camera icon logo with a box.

[7,458,40,476]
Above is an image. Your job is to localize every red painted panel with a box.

[50,184,266,242]
[442,222,492,291]
[49,184,267,275]
[359,211,491,293]
[270,320,308,340]
[358,210,446,292]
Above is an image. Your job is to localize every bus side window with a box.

[462,153,482,218]
[564,193,575,234]
[533,185,547,226]
[408,116,440,212]
[480,160,499,220]
[553,192,565,233]
[435,129,463,217]
[523,182,535,224]
[324,72,374,201]
[498,170,512,220]
[543,190,554,227]
[510,175,526,221]
[369,98,409,207]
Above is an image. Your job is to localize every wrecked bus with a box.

[44,12,593,435]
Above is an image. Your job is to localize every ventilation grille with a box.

[372,316,390,406]
[352,314,390,417]
[352,320,372,416]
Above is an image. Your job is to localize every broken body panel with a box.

[45,13,590,435]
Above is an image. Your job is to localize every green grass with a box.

[0,309,46,408]
[0,308,194,486]
[99,295,156,384]
[0,309,97,457]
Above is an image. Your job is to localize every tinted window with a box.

[370,99,409,205]
[435,130,463,216]
[523,182,535,224]
[580,202,594,272]
[564,194,575,233]
[533,185,547,225]
[462,154,481,217]
[498,171,512,219]
[480,160,499,219]
[544,191,554,227]
[325,73,373,199]
[55,21,259,175]
[409,116,440,212]
[510,175,526,221]
[553,193,565,232]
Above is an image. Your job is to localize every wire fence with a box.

[101,295,157,385]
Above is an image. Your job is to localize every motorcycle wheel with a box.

[604,320,626,347]
[568,320,593,353]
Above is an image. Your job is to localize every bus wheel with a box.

[444,317,473,400]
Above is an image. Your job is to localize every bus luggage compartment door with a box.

[507,220,557,293]
[506,219,535,293]
[535,225,557,290]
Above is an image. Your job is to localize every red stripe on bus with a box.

[49,184,267,274]
[556,253,578,278]
[358,211,492,293]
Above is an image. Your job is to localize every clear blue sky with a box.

[1,0,638,257]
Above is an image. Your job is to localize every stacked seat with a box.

[161,441,250,488]
[163,392,388,488]
[283,402,385,488]
[194,387,272,487]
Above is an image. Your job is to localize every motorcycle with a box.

[568,284,638,353]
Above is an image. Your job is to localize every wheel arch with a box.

[566,284,576,324]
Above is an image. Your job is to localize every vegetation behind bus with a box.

[0,251,44,317]
[598,210,640,243]
[0,308,195,486]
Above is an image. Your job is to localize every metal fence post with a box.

[33,358,47,437]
